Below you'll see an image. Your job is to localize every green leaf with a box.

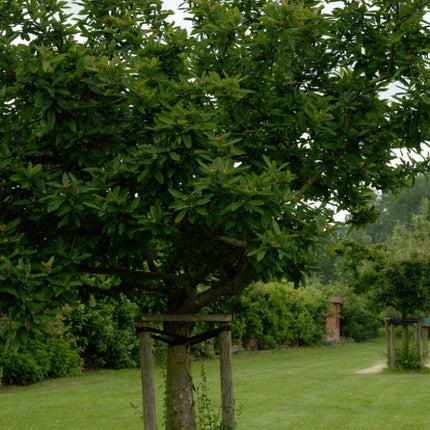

[41,255,55,268]
[174,210,187,223]
[195,206,208,216]
[42,60,52,73]
[168,189,184,198]
[220,201,243,215]
[83,202,102,211]
[183,134,192,149]
[272,219,281,235]
[169,151,181,161]
[257,249,267,262]
[46,110,56,130]
[47,198,62,213]
[66,118,77,133]
[153,168,164,184]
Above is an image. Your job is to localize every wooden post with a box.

[416,321,422,357]
[389,321,396,370]
[138,323,157,430]
[385,318,390,365]
[423,324,429,360]
[219,322,235,430]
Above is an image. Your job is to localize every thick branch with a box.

[294,161,331,202]
[200,226,247,248]
[188,248,244,284]
[219,236,247,247]
[77,281,169,296]
[178,254,255,314]
[76,264,189,287]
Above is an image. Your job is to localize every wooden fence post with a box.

[416,321,422,357]
[219,322,235,430]
[423,323,429,359]
[389,321,396,370]
[138,323,157,430]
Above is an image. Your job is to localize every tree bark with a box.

[165,322,196,430]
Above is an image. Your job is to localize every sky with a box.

[66,0,190,28]
[164,0,190,28]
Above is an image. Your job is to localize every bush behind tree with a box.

[339,295,380,342]
[0,337,82,386]
[233,281,331,350]
[63,294,140,369]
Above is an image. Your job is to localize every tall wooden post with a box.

[385,319,392,369]
[423,323,429,359]
[138,323,157,430]
[416,321,422,357]
[389,321,396,370]
[385,318,389,361]
[219,322,235,430]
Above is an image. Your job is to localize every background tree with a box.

[365,175,430,243]
[317,175,430,283]
[335,175,430,244]
[1,0,430,427]
[338,200,430,363]
[378,200,430,318]
[337,201,430,319]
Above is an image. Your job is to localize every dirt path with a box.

[355,358,430,374]
[355,361,386,374]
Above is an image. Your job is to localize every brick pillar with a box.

[325,297,343,342]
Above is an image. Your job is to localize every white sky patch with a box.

[164,0,191,29]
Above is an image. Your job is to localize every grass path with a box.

[2,339,430,429]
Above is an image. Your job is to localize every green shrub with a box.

[395,343,423,370]
[0,337,82,386]
[0,350,47,385]
[233,282,330,350]
[340,296,380,341]
[63,294,139,369]
[44,338,83,378]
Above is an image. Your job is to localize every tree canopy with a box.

[339,200,430,319]
[1,0,430,345]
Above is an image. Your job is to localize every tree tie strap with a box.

[137,325,231,346]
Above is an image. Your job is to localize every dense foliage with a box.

[339,200,430,319]
[233,282,330,349]
[0,335,82,385]
[336,290,380,342]
[1,0,430,344]
[63,294,140,369]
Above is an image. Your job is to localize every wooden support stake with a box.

[416,322,422,357]
[389,322,396,370]
[422,325,429,359]
[219,323,235,430]
[138,323,157,430]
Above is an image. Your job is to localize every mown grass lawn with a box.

[2,338,430,429]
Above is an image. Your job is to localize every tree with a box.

[357,175,430,243]
[1,0,430,427]
[339,201,430,369]
[378,200,430,317]
[317,175,430,283]
[338,205,430,314]
[339,200,430,321]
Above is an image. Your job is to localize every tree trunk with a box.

[165,322,196,430]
